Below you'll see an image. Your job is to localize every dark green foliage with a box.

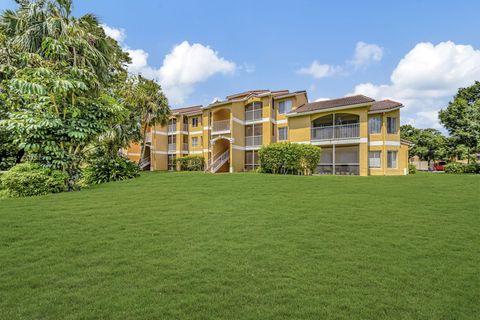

[439,81,480,160]
[258,142,321,175]
[408,164,417,174]
[400,125,447,164]
[175,155,205,171]
[83,156,139,185]
[0,162,67,197]
[444,162,480,174]
[463,163,480,174]
[444,163,465,174]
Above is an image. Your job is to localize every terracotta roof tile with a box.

[171,105,203,115]
[292,95,374,114]
[370,99,403,112]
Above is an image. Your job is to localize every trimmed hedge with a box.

[0,162,68,197]
[408,164,417,174]
[444,162,480,174]
[258,142,321,175]
[175,156,205,171]
[83,155,140,185]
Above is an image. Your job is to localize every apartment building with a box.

[125,89,410,176]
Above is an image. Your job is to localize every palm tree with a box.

[122,75,170,165]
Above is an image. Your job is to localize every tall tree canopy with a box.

[0,0,136,186]
[439,81,480,161]
[400,125,447,164]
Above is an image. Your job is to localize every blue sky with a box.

[1,0,480,129]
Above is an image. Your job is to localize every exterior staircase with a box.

[139,157,151,170]
[204,149,229,173]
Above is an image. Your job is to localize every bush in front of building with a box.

[83,155,140,185]
[463,163,480,174]
[0,162,68,197]
[444,162,465,174]
[258,142,321,175]
[408,164,417,174]
[176,156,205,171]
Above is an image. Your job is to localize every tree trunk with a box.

[138,124,148,165]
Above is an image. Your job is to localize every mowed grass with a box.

[0,172,479,320]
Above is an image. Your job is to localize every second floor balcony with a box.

[245,135,263,147]
[212,119,230,134]
[183,143,189,151]
[168,144,176,152]
[245,109,262,121]
[168,124,176,134]
[311,123,360,141]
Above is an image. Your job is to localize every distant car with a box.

[434,161,447,171]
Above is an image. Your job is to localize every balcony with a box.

[212,120,230,134]
[168,144,176,152]
[182,124,188,132]
[245,109,262,121]
[168,124,176,134]
[182,143,189,152]
[311,123,359,141]
[245,135,263,147]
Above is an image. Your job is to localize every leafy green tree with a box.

[0,0,130,187]
[121,75,170,164]
[400,125,447,166]
[439,81,480,163]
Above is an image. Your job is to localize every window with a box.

[387,117,397,134]
[245,150,259,171]
[245,102,263,121]
[168,154,176,171]
[192,117,199,128]
[369,116,382,134]
[278,100,292,114]
[168,135,176,144]
[278,127,288,141]
[369,151,381,168]
[191,137,198,147]
[387,151,397,168]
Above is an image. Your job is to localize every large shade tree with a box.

[400,125,447,165]
[439,81,480,163]
[121,75,170,165]
[0,0,131,187]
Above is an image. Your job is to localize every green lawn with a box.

[0,172,479,319]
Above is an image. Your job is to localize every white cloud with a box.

[157,41,236,104]
[314,97,330,102]
[298,41,382,79]
[350,41,480,129]
[297,61,341,79]
[101,24,126,43]
[211,97,222,103]
[351,41,383,67]
[101,23,237,105]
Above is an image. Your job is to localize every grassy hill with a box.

[0,172,479,319]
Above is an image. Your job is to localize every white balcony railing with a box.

[182,124,188,132]
[245,135,263,146]
[212,120,230,133]
[311,123,359,140]
[245,109,262,121]
[168,124,176,133]
[168,144,176,152]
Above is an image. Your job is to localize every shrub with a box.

[0,163,68,197]
[84,156,140,185]
[444,162,465,174]
[408,164,417,174]
[463,163,480,174]
[175,156,205,171]
[258,142,321,175]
